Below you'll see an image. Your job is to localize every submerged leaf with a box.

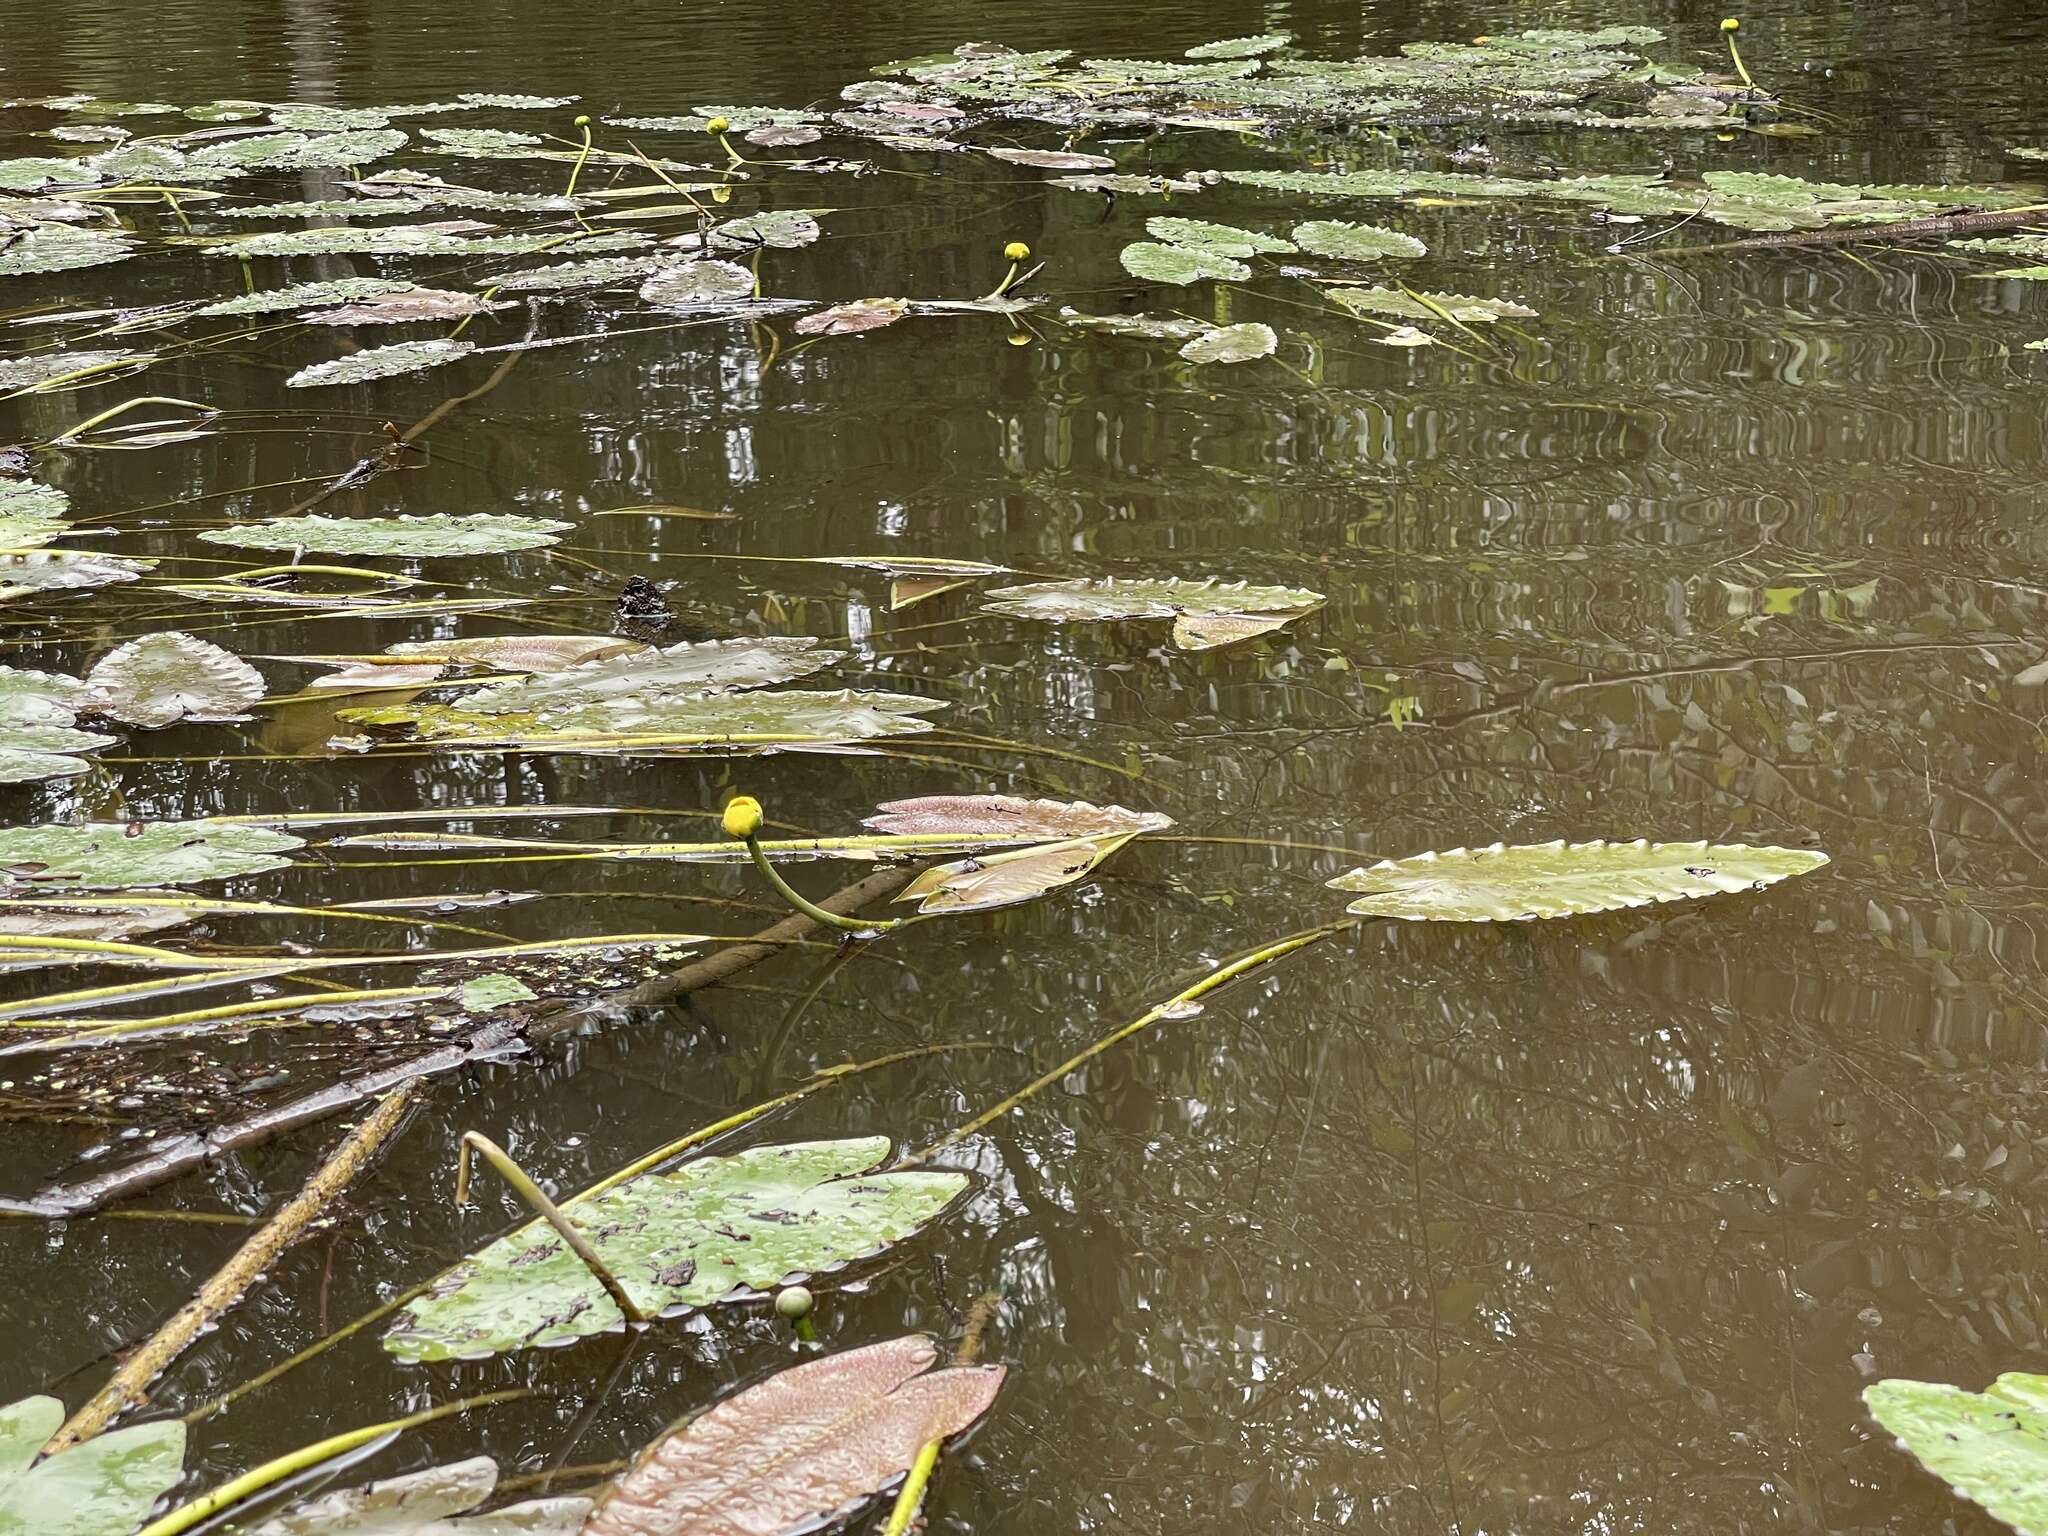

[384,1138,967,1361]
[481,256,660,292]
[286,339,477,388]
[201,513,570,556]
[793,297,912,335]
[1327,838,1830,921]
[0,1395,185,1536]
[1864,1373,2048,1536]
[0,822,302,892]
[85,633,265,728]
[1179,322,1276,364]
[584,1336,1001,1536]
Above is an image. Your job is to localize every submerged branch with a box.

[1645,203,2048,257]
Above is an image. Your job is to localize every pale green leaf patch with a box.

[200,512,570,556]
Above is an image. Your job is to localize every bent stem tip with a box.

[726,795,902,933]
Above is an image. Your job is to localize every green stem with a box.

[456,1132,648,1324]
[564,119,595,200]
[743,831,903,933]
[135,1390,528,1536]
[882,1441,942,1536]
[1725,32,1756,90]
[47,395,214,445]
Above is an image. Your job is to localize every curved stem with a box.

[1725,33,1756,90]
[744,831,902,933]
[564,121,595,200]
[456,1132,648,1325]
[47,395,214,445]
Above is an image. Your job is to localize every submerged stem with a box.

[456,1132,648,1325]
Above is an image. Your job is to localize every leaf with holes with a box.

[1118,242,1249,285]
[0,1394,186,1536]
[383,1138,968,1360]
[0,822,302,893]
[1292,220,1426,260]
[201,514,569,556]
[286,339,477,388]
[1179,322,1275,365]
[1327,838,1830,922]
[85,633,265,728]
[583,1336,1001,1536]
[1864,1373,2048,1536]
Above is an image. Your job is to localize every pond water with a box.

[4,0,2048,1531]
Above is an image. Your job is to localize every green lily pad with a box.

[1292,220,1426,260]
[189,129,407,172]
[421,127,545,156]
[285,339,477,389]
[193,278,424,318]
[238,1456,588,1535]
[200,512,570,556]
[336,686,945,749]
[0,1395,186,1536]
[1187,32,1291,59]
[217,197,430,219]
[382,1137,968,1361]
[1119,242,1250,285]
[639,260,756,307]
[214,225,644,259]
[479,256,659,292]
[84,632,265,728]
[457,974,539,1012]
[0,159,99,193]
[710,209,823,250]
[1329,286,1536,323]
[986,147,1116,170]
[1145,216,1296,256]
[454,636,844,712]
[0,351,150,391]
[266,105,396,131]
[459,93,577,109]
[1865,1372,2048,1535]
[0,227,131,276]
[305,289,491,326]
[1179,321,1276,364]
[1327,838,1830,921]
[0,553,155,602]
[0,822,303,892]
[0,481,68,524]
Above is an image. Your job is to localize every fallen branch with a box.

[43,1087,417,1450]
[1,866,915,1220]
[1639,202,2048,257]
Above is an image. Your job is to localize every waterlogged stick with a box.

[44,1086,418,1451]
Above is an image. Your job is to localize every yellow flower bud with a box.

[1007,332,1031,347]
[1720,16,1740,31]
[1004,240,1031,261]
[722,795,763,839]
[706,115,731,133]
[574,113,591,127]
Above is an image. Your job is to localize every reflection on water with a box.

[4,0,2048,1532]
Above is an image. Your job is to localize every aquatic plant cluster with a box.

[0,14,2042,1535]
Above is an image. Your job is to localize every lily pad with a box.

[584,1337,1001,1536]
[383,1138,967,1360]
[1864,1372,2048,1536]
[986,147,1116,170]
[420,127,544,155]
[1187,32,1292,59]
[711,209,823,249]
[896,832,1140,914]
[384,635,646,672]
[200,512,570,556]
[304,289,490,325]
[241,1456,587,1536]
[457,974,539,1012]
[1119,242,1249,285]
[638,260,755,308]
[0,159,100,193]
[0,480,69,525]
[0,822,303,892]
[0,553,155,602]
[1292,220,1427,260]
[983,577,1324,649]
[84,633,265,728]
[1179,322,1276,364]
[1329,286,1536,323]
[0,1395,186,1536]
[868,795,1172,838]
[453,636,843,711]
[0,351,151,392]
[285,339,477,388]
[0,227,131,277]
[193,277,423,318]
[480,256,660,292]
[1326,838,1830,921]
[1057,308,1215,341]
[337,686,944,749]
[1145,217,1296,256]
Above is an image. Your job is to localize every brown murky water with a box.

[5,1,2048,1531]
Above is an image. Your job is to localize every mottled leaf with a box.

[0,227,131,276]
[286,339,477,388]
[0,822,301,892]
[193,278,423,318]
[385,636,647,672]
[306,289,490,326]
[1291,220,1426,260]
[896,832,1139,915]
[794,297,911,335]
[0,1395,185,1536]
[1179,322,1275,364]
[1145,217,1295,256]
[1118,242,1249,285]
[85,632,265,728]
[453,636,842,711]
[1328,286,1535,323]
[1056,308,1214,341]
[0,351,150,392]
[1865,1373,2048,1536]
[200,513,570,556]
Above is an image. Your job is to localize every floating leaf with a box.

[1118,242,1249,285]
[306,289,490,325]
[744,124,822,147]
[200,513,570,556]
[421,127,544,155]
[1329,286,1535,323]
[1292,219,1426,260]
[0,480,68,526]
[241,1456,588,1536]
[983,576,1324,649]
[384,635,646,672]
[286,339,477,388]
[1179,322,1276,364]
[0,552,155,602]
[0,159,99,193]
[0,725,117,785]
[0,227,131,276]
[1864,1373,2048,1536]
[452,636,843,712]
[868,795,1172,839]
[1327,838,1830,922]
[383,1138,968,1360]
[0,1394,185,1536]
[1187,32,1291,59]
[896,832,1139,915]
[986,147,1115,170]
[0,667,97,730]
[215,225,645,259]
[0,822,302,892]
[1057,308,1214,341]
[338,686,942,750]
[1170,612,1292,649]
[1145,216,1295,256]
[266,105,397,132]
[638,260,755,308]
[193,277,423,318]
[457,975,539,1012]
[307,661,449,692]
[711,209,823,249]
[0,902,193,944]
[584,1336,1001,1536]
[479,256,659,292]
[85,632,265,728]
[794,297,911,335]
